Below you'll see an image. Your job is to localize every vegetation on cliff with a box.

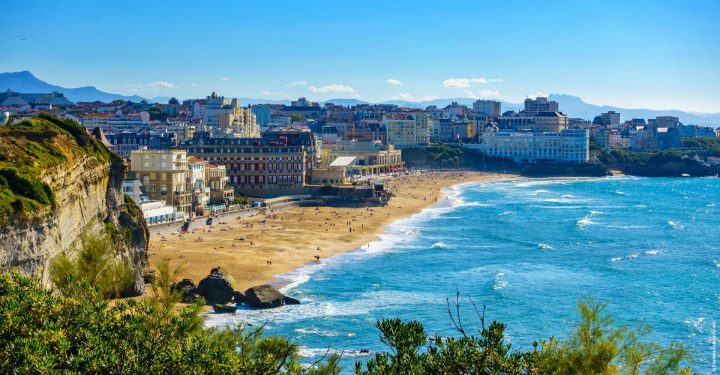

[0,113,117,220]
[402,144,515,170]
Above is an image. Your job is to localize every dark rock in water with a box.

[212,304,237,314]
[284,296,301,305]
[233,291,245,304]
[244,284,300,309]
[196,267,236,305]
[172,278,199,303]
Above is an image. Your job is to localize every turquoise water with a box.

[207,177,720,372]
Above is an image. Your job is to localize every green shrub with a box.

[50,235,136,299]
[0,168,54,206]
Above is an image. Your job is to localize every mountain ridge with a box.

[2,71,718,125]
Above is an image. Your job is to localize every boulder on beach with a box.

[171,278,199,303]
[233,291,245,304]
[244,285,300,309]
[212,304,237,314]
[196,267,236,305]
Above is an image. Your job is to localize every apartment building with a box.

[479,129,589,163]
[180,131,308,198]
[129,149,192,216]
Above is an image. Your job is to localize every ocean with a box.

[206,176,720,372]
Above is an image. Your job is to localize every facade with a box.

[0,90,74,107]
[383,113,429,148]
[207,163,234,205]
[600,111,621,126]
[129,149,192,216]
[479,129,589,163]
[103,130,176,158]
[533,111,569,132]
[203,92,259,137]
[472,100,501,118]
[180,131,308,198]
[322,139,403,177]
[522,97,559,115]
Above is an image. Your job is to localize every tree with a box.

[290,113,305,122]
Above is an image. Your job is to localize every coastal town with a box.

[2,88,719,225]
[2,0,719,372]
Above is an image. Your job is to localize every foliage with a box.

[682,137,720,156]
[0,273,341,374]
[355,296,692,374]
[146,106,169,121]
[290,113,305,122]
[402,144,515,170]
[0,114,115,219]
[49,235,136,299]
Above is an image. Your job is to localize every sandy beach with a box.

[147,171,517,292]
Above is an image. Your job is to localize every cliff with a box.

[0,114,148,295]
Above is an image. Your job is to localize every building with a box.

[207,163,234,206]
[252,106,272,126]
[0,90,74,107]
[600,111,621,126]
[203,92,259,137]
[472,100,501,118]
[383,113,429,148]
[180,131,308,198]
[123,179,180,225]
[479,129,589,163]
[522,96,558,116]
[322,139,403,177]
[102,129,176,158]
[129,149,192,216]
[533,111,569,132]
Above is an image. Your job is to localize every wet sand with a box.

[148,171,517,291]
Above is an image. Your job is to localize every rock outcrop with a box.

[196,267,236,305]
[0,115,149,295]
[171,278,199,303]
[244,285,300,309]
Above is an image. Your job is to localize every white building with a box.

[122,179,182,225]
[479,129,589,163]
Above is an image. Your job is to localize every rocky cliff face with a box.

[0,115,148,295]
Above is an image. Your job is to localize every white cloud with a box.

[307,84,355,94]
[219,77,232,81]
[443,77,502,88]
[443,78,472,89]
[386,78,403,86]
[285,81,308,87]
[392,93,439,102]
[123,81,177,92]
[463,89,501,99]
[261,91,290,97]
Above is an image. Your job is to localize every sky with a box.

[2,0,719,112]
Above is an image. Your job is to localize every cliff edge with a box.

[0,114,148,295]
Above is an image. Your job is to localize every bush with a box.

[0,273,341,374]
[50,235,136,299]
[0,167,55,206]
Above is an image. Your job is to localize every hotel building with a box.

[479,129,589,163]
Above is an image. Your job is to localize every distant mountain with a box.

[380,97,524,112]
[323,98,369,106]
[548,94,720,126]
[0,71,147,103]
[3,71,717,125]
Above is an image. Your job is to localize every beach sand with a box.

[147,171,517,292]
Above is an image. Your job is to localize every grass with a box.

[0,114,115,220]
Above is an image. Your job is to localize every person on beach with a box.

[314,255,320,262]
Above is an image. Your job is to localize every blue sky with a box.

[2,0,719,112]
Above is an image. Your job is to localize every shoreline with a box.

[148,171,519,293]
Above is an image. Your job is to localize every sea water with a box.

[206,176,720,372]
